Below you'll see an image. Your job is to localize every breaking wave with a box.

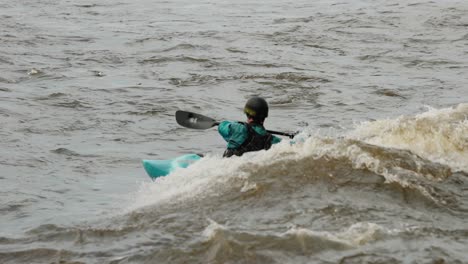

[131,104,467,211]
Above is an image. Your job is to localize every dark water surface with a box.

[1,0,467,263]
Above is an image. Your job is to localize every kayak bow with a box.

[142,154,202,179]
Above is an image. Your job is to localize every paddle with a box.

[175,110,297,139]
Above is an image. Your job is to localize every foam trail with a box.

[129,154,255,210]
[128,141,300,210]
[202,219,395,249]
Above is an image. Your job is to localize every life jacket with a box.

[223,122,273,158]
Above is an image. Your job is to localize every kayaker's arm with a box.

[218,121,248,149]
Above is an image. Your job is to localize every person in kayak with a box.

[218,96,282,157]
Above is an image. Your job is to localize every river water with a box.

[1,0,467,263]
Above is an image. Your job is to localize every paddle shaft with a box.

[214,121,294,138]
[176,111,296,139]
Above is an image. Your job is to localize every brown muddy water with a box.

[0,0,467,263]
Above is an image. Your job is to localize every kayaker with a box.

[218,96,282,157]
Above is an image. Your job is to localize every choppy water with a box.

[1,0,468,263]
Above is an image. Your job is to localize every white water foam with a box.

[128,148,282,211]
[128,139,307,211]
[348,103,468,172]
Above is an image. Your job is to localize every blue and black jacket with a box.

[218,121,281,157]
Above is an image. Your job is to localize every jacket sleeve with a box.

[218,121,249,149]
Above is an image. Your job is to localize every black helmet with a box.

[244,96,269,120]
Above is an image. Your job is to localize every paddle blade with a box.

[175,110,219,130]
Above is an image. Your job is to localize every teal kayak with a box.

[142,154,202,180]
